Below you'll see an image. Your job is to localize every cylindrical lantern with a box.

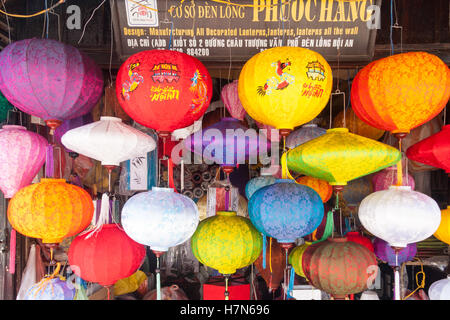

[245,173,276,200]
[333,107,385,140]
[289,241,312,278]
[302,237,377,299]
[25,277,75,300]
[433,207,450,245]
[8,178,94,244]
[296,176,332,203]
[221,80,246,121]
[372,166,415,192]
[428,276,450,300]
[372,237,417,266]
[238,46,333,136]
[0,38,103,131]
[0,125,48,198]
[285,124,326,149]
[345,231,374,252]
[68,224,146,287]
[121,187,199,253]
[248,179,324,245]
[116,49,212,134]
[358,186,441,248]
[191,211,262,275]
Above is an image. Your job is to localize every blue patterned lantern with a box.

[25,278,75,300]
[245,172,276,200]
[248,179,324,248]
[285,124,326,149]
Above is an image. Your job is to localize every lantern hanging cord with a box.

[1,1,11,44]
[0,0,65,18]
[389,0,395,55]
[402,258,425,300]
[78,0,107,44]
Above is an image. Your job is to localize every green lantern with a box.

[0,91,13,122]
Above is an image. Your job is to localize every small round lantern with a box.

[428,276,450,300]
[434,207,450,245]
[296,176,332,203]
[245,173,276,200]
[289,241,312,278]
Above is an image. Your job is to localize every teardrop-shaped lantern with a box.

[8,178,94,245]
[238,46,332,137]
[358,186,441,248]
[284,128,401,188]
[351,52,450,136]
[372,237,417,267]
[0,125,48,198]
[406,125,450,174]
[68,224,146,287]
[0,38,103,132]
[285,123,326,149]
[433,207,450,245]
[248,179,324,247]
[61,116,156,167]
[333,107,385,140]
[191,211,262,275]
[296,176,332,203]
[372,166,415,192]
[221,80,246,121]
[116,49,212,135]
[428,276,450,300]
[245,173,276,200]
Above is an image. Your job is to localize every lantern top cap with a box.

[40,178,66,183]
[2,125,26,130]
[327,128,349,134]
[388,185,412,191]
[100,116,122,122]
[216,211,237,217]
[151,187,174,193]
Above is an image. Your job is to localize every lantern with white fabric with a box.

[428,276,450,300]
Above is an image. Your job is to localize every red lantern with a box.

[115,50,212,136]
[68,224,146,290]
[345,231,374,252]
[302,237,377,299]
[406,125,450,175]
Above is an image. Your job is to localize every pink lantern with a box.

[0,125,48,198]
[221,80,246,121]
[256,121,279,142]
[372,166,415,192]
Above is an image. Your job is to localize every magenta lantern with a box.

[221,80,246,121]
[372,166,415,192]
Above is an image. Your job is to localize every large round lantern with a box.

[283,128,401,190]
[289,241,312,278]
[248,179,324,247]
[68,224,146,289]
[238,47,332,137]
[191,211,262,275]
[373,237,417,266]
[116,49,212,135]
[0,38,103,132]
[0,125,48,198]
[406,125,450,174]
[221,80,246,121]
[333,107,385,140]
[296,176,332,203]
[8,178,94,246]
[285,123,326,149]
[245,173,276,200]
[428,276,450,300]
[433,207,450,245]
[351,52,450,137]
[302,237,378,299]
[25,277,75,300]
[372,166,415,192]
[358,186,441,248]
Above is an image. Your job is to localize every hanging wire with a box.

[0,0,64,18]
[109,0,115,86]
[1,1,11,43]
[49,0,62,42]
[78,0,107,44]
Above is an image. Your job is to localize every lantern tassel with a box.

[8,229,16,274]
[262,234,267,269]
[45,144,54,178]
[156,256,161,300]
[168,157,176,191]
[82,193,110,239]
[281,152,295,180]
[396,140,403,186]
[287,265,295,299]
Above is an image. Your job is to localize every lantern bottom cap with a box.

[42,240,62,245]
[219,269,236,275]
[329,182,347,186]
[151,246,169,252]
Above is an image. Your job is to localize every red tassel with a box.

[168,157,176,192]
[8,229,16,274]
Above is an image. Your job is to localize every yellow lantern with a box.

[434,207,450,245]
[333,108,385,140]
[191,211,262,275]
[289,241,312,278]
[296,176,332,203]
[238,46,332,136]
[283,128,401,189]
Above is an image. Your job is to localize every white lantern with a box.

[359,290,380,300]
[121,187,199,253]
[429,276,450,300]
[61,116,156,166]
[358,186,441,248]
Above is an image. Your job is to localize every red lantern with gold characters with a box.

[115,49,213,136]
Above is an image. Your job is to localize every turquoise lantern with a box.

[245,172,276,200]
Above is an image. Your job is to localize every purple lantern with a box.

[285,123,326,149]
[0,38,103,133]
[54,113,93,157]
[373,237,417,266]
[185,117,270,174]
[372,166,415,192]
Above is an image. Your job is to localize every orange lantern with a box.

[8,178,94,250]
[351,52,450,139]
[296,176,332,203]
[333,107,385,140]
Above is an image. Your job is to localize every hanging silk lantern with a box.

[116,49,212,135]
[248,179,324,247]
[341,177,373,206]
[296,176,332,203]
[428,276,450,300]
[351,52,450,138]
[68,224,146,287]
[238,46,333,137]
[406,125,450,174]
[245,173,276,200]
[285,123,326,149]
[191,211,262,275]
[358,186,441,248]
[346,232,374,252]
[284,128,401,190]
[221,80,246,121]
[184,117,270,174]
[53,113,93,156]
[372,166,415,191]
[254,237,286,291]
[0,125,48,198]
[372,237,417,267]
[302,237,378,299]
[25,277,75,300]
[8,178,94,245]
[0,91,13,122]
[289,241,312,278]
[0,38,103,133]
[333,108,385,140]
[433,207,450,245]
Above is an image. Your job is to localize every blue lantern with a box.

[25,277,75,300]
[245,173,276,200]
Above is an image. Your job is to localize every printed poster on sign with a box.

[125,0,159,27]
